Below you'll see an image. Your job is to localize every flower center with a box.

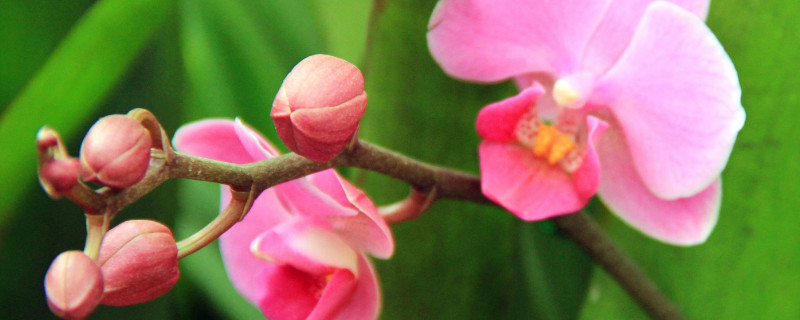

[514,107,585,173]
[533,125,576,165]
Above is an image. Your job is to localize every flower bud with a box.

[80,115,151,188]
[40,158,81,197]
[44,251,104,320]
[36,126,60,153]
[271,54,367,162]
[97,220,179,306]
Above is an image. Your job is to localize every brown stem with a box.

[380,187,440,224]
[46,131,682,319]
[175,188,254,259]
[552,213,685,320]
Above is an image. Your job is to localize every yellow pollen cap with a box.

[533,125,558,157]
[548,134,575,164]
[553,79,581,107]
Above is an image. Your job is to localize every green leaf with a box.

[580,1,800,319]
[179,0,324,134]
[361,1,593,318]
[308,0,373,64]
[0,0,176,223]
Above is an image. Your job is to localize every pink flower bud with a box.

[271,54,367,162]
[44,251,104,320]
[80,115,152,188]
[40,158,81,194]
[97,220,179,306]
[36,126,60,152]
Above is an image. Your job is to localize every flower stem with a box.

[83,212,112,261]
[175,188,253,259]
[552,213,685,320]
[45,121,684,318]
[379,187,439,224]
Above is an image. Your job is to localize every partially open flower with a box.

[97,220,179,306]
[271,54,368,162]
[44,251,104,320]
[80,115,152,188]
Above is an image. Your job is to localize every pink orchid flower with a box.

[173,119,394,320]
[428,0,745,245]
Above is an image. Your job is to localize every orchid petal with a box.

[572,116,609,198]
[326,174,395,258]
[594,2,744,199]
[596,128,721,245]
[173,119,257,164]
[479,142,587,221]
[251,220,359,276]
[476,86,544,142]
[217,187,291,306]
[582,0,710,74]
[232,118,280,159]
[306,268,359,320]
[256,255,377,320]
[255,264,340,320]
[427,0,611,82]
[312,255,380,320]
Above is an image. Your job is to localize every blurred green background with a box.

[1,0,797,319]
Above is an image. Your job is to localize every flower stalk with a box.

[41,119,683,319]
[176,187,255,259]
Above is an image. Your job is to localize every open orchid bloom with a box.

[173,119,393,320]
[428,0,745,245]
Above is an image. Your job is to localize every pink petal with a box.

[479,142,588,221]
[255,264,334,320]
[251,220,359,276]
[327,174,394,259]
[256,255,377,320]
[572,116,609,198]
[173,119,258,164]
[306,268,359,320]
[582,0,710,74]
[312,254,380,320]
[427,0,611,82]
[593,2,744,199]
[232,118,280,159]
[219,187,292,306]
[275,168,394,258]
[476,86,544,142]
[596,128,721,245]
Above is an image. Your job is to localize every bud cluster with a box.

[37,113,153,200]
[45,220,179,319]
[38,54,374,319]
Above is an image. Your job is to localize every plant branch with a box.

[51,135,683,319]
[552,213,685,320]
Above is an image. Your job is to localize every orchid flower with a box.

[173,119,394,320]
[428,0,745,245]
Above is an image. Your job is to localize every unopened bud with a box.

[37,126,60,152]
[39,158,81,197]
[271,54,367,162]
[44,251,104,320]
[80,115,151,188]
[97,220,179,306]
